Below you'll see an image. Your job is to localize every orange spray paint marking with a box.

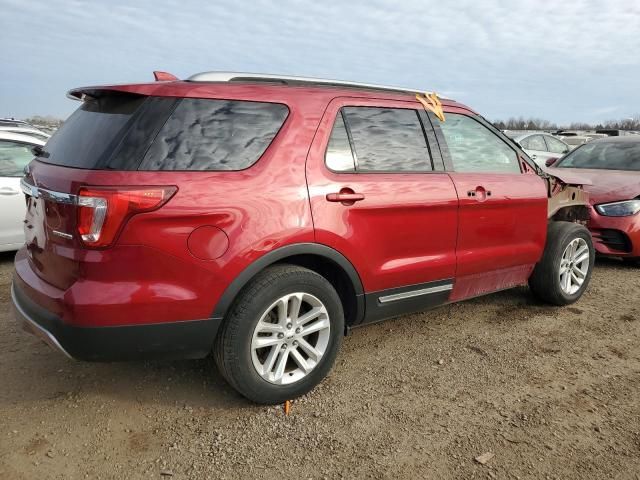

[416,92,446,122]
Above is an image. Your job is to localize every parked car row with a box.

[4,72,639,404]
[504,129,640,167]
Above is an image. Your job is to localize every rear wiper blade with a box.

[32,145,50,158]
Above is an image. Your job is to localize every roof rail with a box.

[186,71,445,98]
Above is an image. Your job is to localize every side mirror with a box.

[545,157,559,167]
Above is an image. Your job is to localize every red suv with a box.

[12,72,595,404]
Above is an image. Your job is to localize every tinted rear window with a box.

[40,93,146,169]
[139,99,289,171]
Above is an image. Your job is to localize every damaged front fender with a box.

[545,173,590,222]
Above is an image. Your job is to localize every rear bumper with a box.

[11,280,221,361]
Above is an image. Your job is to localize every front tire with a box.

[214,264,344,404]
[529,222,595,305]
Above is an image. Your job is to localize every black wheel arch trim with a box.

[211,243,365,323]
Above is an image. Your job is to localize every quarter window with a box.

[340,107,432,172]
[545,135,569,154]
[439,114,520,173]
[325,112,355,172]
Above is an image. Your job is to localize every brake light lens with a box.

[77,187,177,247]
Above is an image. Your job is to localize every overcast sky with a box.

[1,0,638,124]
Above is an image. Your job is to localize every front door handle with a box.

[326,188,365,206]
[467,186,491,201]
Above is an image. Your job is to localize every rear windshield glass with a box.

[40,93,145,169]
[557,141,640,171]
[139,99,289,171]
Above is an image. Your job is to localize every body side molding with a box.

[362,278,454,324]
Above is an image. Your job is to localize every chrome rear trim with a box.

[52,230,73,239]
[20,178,78,205]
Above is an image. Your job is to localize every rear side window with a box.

[521,135,546,151]
[140,99,289,171]
[340,107,432,172]
[41,93,146,169]
[439,114,520,173]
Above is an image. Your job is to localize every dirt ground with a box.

[0,250,638,480]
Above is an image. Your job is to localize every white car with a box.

[559,135,592,150]
[0,131,44,252]
[0,126,50,142]
[505,132,571,167]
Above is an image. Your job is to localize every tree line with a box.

[493,115,640,131]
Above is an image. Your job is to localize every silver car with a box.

[505,132,571,167]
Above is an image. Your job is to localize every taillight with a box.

[77,186,177,248]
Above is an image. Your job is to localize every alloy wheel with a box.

[251,292,331,385]
[559,237,590,295]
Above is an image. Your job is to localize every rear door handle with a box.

[326,188,365,205]
[326,193,365,202]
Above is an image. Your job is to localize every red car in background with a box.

[551,137,640,265]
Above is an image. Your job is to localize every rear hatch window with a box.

[38,93,288,171]
[40,93,151,169]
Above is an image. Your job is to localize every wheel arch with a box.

[211,243,365,328]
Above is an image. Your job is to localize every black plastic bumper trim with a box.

[11,282,221,362]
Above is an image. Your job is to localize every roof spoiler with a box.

[153,71,178,81]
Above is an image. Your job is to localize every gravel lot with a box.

[0,250,639,479]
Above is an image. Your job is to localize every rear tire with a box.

[214,264,344,404]
[529,222,594,306]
